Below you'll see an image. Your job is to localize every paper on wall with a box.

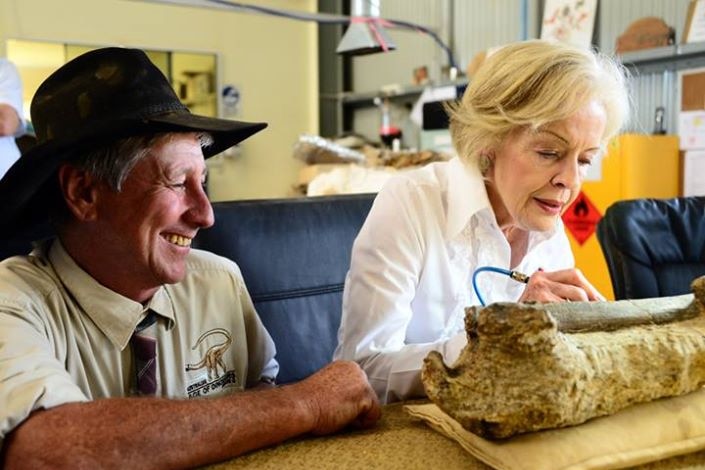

[683,150,705,196]
[684,0,705,44]
[679,110,705,150]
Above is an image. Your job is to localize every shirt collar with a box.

[444,157,561,242]
[445,157,492,239]
[48,239,176,350]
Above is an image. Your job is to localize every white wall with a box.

[0,0,318,201]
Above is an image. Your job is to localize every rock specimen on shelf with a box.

[615,17,675,54]
[422,277,705,439]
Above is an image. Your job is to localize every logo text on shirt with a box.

[185,328,239,398]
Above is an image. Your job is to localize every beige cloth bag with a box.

[405,388,705,470]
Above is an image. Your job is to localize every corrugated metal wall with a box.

[599,0,690,134]
[453,0,535,73]
[352,0,446,92]
[627,70,678,134]
[350,0,697,138]
[598,0,689,52]
[352,0,533,85]
[350,0,447,142]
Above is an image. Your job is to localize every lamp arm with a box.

[202,0,458,70]
[382,18,458,71]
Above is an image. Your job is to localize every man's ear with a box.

[57,164,101,221]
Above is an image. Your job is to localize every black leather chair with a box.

[192,193,376,384]
[596,197,705,300]
[0,222,53,260]
[0,238,34,260]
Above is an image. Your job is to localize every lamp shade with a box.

[336,20,397,56]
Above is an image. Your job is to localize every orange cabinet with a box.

[565,133,680,299]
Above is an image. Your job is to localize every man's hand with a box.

[294,360,381,435]
[518,268,605,303]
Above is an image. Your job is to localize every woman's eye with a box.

[579,158,593,166]
[537,150,559,159]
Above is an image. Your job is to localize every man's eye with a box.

[171,182,186,189]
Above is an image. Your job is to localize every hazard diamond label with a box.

[561,191,602,245]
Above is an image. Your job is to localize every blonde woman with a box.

[335,40,631,403]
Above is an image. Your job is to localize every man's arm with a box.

[2,361,381,470]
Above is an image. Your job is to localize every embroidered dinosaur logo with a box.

[185,328,233,380]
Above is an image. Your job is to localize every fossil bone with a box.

[422,276,705,439]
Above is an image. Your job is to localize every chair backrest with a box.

[596,197,705,299]
[0,238,34,260]
[0,222,53,261]
[192,193,376,383]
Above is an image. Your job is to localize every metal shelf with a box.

[619,42,705,74]
[336,78,469,109]
[323,43,705,137]
[335,43,705,110]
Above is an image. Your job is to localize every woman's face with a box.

[485,100,607,233]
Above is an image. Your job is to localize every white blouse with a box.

[333,157,574,403]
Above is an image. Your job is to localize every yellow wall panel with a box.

[0,0,317,201]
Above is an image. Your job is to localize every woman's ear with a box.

[479,150,495,175]
[58,164,101,222]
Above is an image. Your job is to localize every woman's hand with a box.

[518,268,605,303]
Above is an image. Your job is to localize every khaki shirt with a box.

[0,240,278,445]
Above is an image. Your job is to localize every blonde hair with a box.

[448,40,631,170]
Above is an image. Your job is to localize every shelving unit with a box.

[324,43,705,139]
[317,0,463,138]
[337,42,705,112]
[617,41,705,136]
[318,78,468,138]
[619,41,705,74]
[337,78,468,109]
[318,0,705,140]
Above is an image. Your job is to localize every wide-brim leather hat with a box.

[0,46,267,240]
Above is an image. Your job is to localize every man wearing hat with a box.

[0,47,380,468]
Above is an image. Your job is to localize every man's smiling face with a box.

[91,133,214,297]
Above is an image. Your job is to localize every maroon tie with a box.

[131,311,157,395]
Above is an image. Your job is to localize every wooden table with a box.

[208,402,705,469]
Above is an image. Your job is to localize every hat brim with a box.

[0,112,267,241]
[150,112,268,158]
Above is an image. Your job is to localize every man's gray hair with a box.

[73,132,214,191]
